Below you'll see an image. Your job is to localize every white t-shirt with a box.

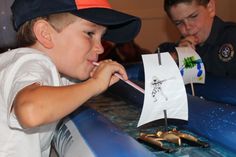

[0,48,66,157]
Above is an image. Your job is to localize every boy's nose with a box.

[95,41,104,55]
[184,20,192,31]
[184,18,196,34]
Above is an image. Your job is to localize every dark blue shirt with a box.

[196,16,236,78]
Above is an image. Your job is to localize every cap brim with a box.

[71,8,141,43]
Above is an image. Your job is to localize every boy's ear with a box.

[207,0,216,17]
[33,20,54,49]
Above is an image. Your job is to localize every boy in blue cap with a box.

[0,0,141,156]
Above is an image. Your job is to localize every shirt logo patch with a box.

[218,44,234,62]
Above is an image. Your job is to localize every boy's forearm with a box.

[13,79,100,128]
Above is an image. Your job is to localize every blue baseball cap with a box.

[11,0,141,43]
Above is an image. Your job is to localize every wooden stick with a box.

[139,133,163,147]
[156,48,168,131]
[190,78,195,96]
[157,47,162,65]
[164,110,168,131]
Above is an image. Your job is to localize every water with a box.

[85,93,235,157]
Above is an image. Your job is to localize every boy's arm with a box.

[13,61,127,129]
[13,80,98,129]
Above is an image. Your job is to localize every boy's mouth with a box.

[88,59,98,66]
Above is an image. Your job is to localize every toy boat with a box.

[109,62,236,152]
[53,62,236,156]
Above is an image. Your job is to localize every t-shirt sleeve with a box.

[4,54,60,129]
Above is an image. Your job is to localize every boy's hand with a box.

[90,60,128,93]
[178,36,199,50]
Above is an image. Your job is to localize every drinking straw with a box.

[92,62,145,94]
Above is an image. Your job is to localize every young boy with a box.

[159,0,236,78]
[0,0,141,157]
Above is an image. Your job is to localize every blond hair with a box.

[16,13,77,47]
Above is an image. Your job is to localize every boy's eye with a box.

[189,14,198,19]
[175,21,183,26]
[87,31,95,37]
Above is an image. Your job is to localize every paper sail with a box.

[176,47,205,84]
[137,53,188,127]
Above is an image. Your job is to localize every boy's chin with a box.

[77,74,90,81]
